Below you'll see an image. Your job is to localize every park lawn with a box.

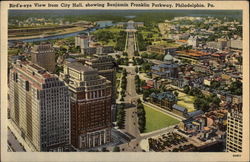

[143,105,180,133]
[92,27,122,46]
[176,91,196,112]
[141,31,160,40]
[153,41,181,48]
[99,40,116,46]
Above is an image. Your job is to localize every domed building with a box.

[151,52,179,79]
[164,52,174,64]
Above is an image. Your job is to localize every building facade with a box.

[149,91,177,110]
[228,38,242,49]
[187,36,198,48]
[30,43,56,73]
[85,55,116,104]
[75,34,114,55]
[75,34,91,49]
[207,39,228,50]
[226,105,243,152]
[147,45,177,55]
[9,60,70,151]
[60,62,112,149]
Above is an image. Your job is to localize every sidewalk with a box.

[8,119,37,152]
[140,125,175,138]
[8,129,25,152]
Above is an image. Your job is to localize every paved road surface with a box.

[123,107,140,137]
[124,66,138,100]
[127,32,135,59]
[8,129,25,152]
[122,65,141,139]
[117,30,181,152]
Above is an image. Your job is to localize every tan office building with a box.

[31,43,56,73]
[9,60,70,151]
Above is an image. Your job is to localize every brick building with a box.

[60,62,112,149]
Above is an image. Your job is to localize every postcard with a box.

[0,0,249,162]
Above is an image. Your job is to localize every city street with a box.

[117,28,181,151]
[126,32,136,59]
[119,29,143,151]
[8,128,25,152]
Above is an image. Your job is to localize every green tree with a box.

[134,51,139,56]
[190,87,203,97]
[194,97,210,112]
[156,54,164,61]
[143,89,151,100]
[101,147,109,152]
[135,67,139,73]
[122,52,128,57]
[141,63,152,72]
[174,91,179,98]
[141,53,148,58]
[210,80,221,90]
[113,146,120,152]
[229,80,242,95]
[140,80,146,87]
[137,103,146,133]
[183,85,190,94]
[116,104,125,128]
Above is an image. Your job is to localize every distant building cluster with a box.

[75,34,114,55]
[178,109,227,139]
[144,16,243,153]
[147,45,177,55]
[116,21,144,28]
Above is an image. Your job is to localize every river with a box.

[8,23,114,43]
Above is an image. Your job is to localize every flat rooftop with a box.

[67,62,94,72]
[176,50,209,57]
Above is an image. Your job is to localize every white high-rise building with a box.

[75,34,89,49]
[226,105,243,152]
[9,60,70,151]
[187,36,198,48]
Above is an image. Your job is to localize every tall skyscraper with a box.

[226,104,243,152]
[60,62,112,149]
[31,42,56,73]
[9,60,70,151]
[85,55,116,104]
